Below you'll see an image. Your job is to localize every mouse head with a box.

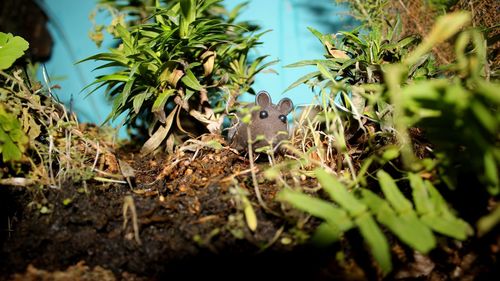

[249,91,293,150]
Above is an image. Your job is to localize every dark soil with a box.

[0,142,358,281]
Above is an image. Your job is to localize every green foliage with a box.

[0,64,116,187]
[287,11,499,194]
[0,32,29,70]
[82,0,274,154]
[279,169,472,275]
[0,104,29,163]
[277,9,498,274]
[477,204,500,237]
[383,13,500,195]
[286,18,437,90]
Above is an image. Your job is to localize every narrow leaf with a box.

[311,222,342,246]
[284,71,321,92]
[362,189,436,253]
[242,195,257,231]
[355,212,392,275]
[152,89,175,113]
[408,173,434,215]
[181,69,203,91]
[278,189,353,231]
[316,62,336,83]
[316,169,367,216]
[0,32,29,70]
[420,215,470,240]
[377,170,413,213]
[405,12,470,66]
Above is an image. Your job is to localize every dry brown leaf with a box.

[140,106,178,155]
[201,50,216,77]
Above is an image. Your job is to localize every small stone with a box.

[125,233,134,240]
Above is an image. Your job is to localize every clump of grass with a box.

[0,67,120,189]
[0,33,124,214]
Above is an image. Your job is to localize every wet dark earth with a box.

[0,147,351,280]
[0,145,499,280]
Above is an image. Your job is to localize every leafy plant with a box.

[272,8,499,274]
[0,32,30,177]
[0,104,29,163]
[82,0,274,154]
[0,32,29,70]
[279,169,472,275]
[287,10,499,193]
[0,32,116,188]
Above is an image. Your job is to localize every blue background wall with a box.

[40,0,355,135]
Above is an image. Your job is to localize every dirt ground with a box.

[0,142,353,280]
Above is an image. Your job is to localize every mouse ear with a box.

[256,91,271,107]
[278,98,293,115]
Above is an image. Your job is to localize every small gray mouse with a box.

[228,91,293,153]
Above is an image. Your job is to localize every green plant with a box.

[0,104,29,163]
[287,10,499,193]
[82,0,274,154]
[273,9,499,274]
[279,169,472,275]
[0,32,117,188]
[427,0,458,10]
[0,65,117,188]
[0,32,29,70]
[0,32,30,176]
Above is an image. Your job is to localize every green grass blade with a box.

[315,169,367,216]
[181,69,203,91]
[361,189,436,253]
[277,189,353,231]
[420,215,471,240]
[152,89,175,113]
[477,204,500,237]
[408,173,434,215]
[377,170,413,213]
[355,212,392,275]
[311,222,342,246]
[284,71,320,93]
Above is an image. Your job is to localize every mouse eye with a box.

[279,115,287,123]
[259,111,268,119]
